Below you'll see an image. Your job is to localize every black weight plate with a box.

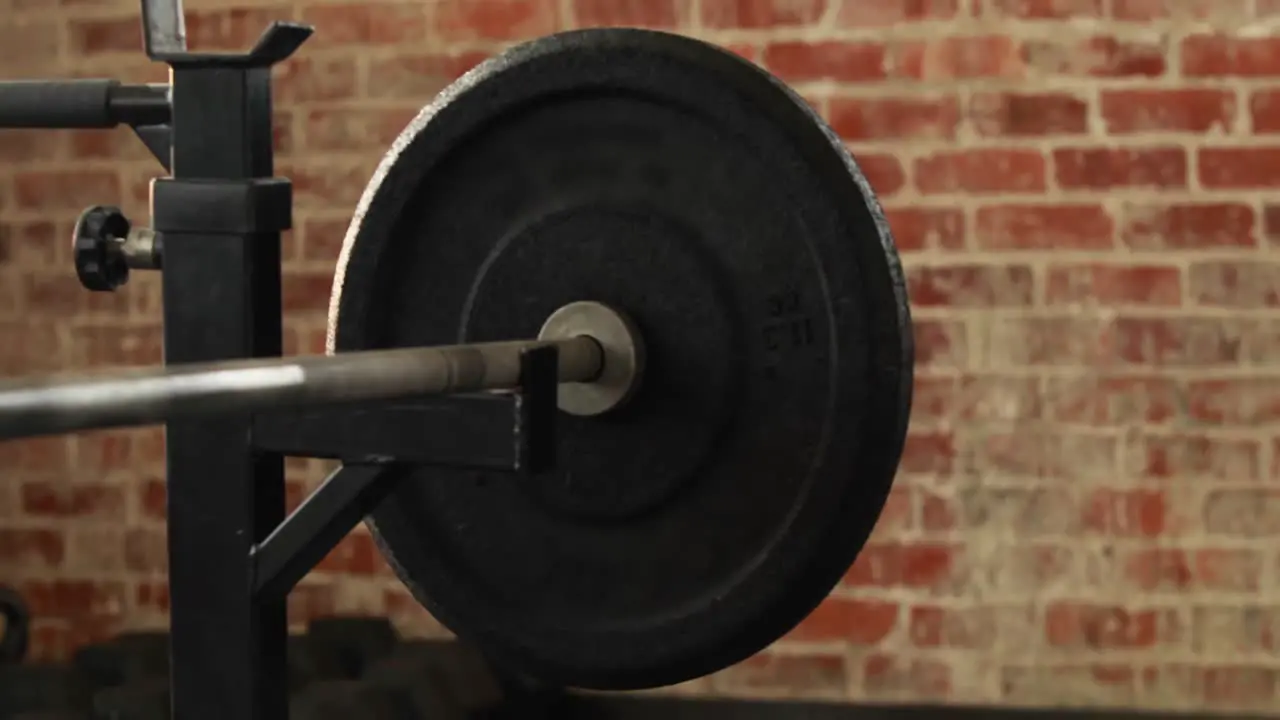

[330,28,912,690]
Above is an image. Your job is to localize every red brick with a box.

[1082,488,1167,537]
[299,3,423,46]
[1103,89,1235,134]
[0,222,60,268]
[1190,262,1280,308]
[873,486,914,536]
[897,36,1024,80]
[64,129,131,161]
[1189,380,1280,426]
[1183,35,1280,77]
[901,543,960,587]
[0,528,64,568]
[303,107,418,152]
[283,163,373,207]
[975,204,1113,249]
[971,92,1088,136]
[574,0,680,26]
[1114,0,1244,19]
[22,481,124,519]
[1045,603,1174,648]
[844,543,959,588]
[1123,548,1260,592]
[23,274,90,316]
[863,655,951,697]
[1023,36,1166,77]
[1198,666,1278,706]
[14,171,120,211]
[1111,317,1244,366]
[1055,147,1186,189]
[885,207,964,252]
[139,478,166,520]
[0,20,58,68]
[916,150,1046,194]
[724,43,760,63]
[316,532,384,575]
[300,217,350,263]
[1201,147,1280,188]
[135,581,169,613]
[1046,265,1181,306]
[720,653,847,694]
[1204,490,1280,537]
[909,606,993,649]
[837,0,959,25]
[975,432,1117,480]
[366,52,488,99]
[383,586,430,620]
[1002,665,1138,703]
[273,111,295,156]
[701,0,825,27]
[1045,376,1178,426]
[1139,434,1260,480]
[274,57,359,103]
[912,320,966,369]
[828,96,959,141]
[1122,203,1255,250]
[921,375,1041,422]
[77,432,136,472]
[132,430,165,468]
[0,438,70,475]
[1266,206,1280,243]
[1143,665,1277,707]
[432,0,559,42]
[901,431,955,475]
[288,582,338,625]
[67,17,140,55]
[21,579,127,619]
[908,264,1034,307]
[0,323,64,375]
[186,6,294,50]
[921,490,957,531]
[282,271,334,313]
[987,0,1104,17]
[763,41,888,83]
[855,153,906,196]
[0,130,62,163]
[1251,90,1280,133]
[71,325,163,368]
[786,598,898,644]
[124,528,166,572]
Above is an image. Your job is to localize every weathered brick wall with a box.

[0,0,1276,711]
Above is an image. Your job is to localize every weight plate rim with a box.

[328,27,913,690]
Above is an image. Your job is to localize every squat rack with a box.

[0,1,563,717]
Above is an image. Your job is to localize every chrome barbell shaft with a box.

[0,336,603,441]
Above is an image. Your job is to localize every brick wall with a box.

[0,0,1276,712]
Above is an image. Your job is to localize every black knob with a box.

[73,205,131,291]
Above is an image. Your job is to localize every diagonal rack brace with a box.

[250,344,561,605]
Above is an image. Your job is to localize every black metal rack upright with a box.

[0,1,566,718]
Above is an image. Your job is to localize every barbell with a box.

[0,28,913,691]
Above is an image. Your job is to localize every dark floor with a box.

[561,695,1271,720]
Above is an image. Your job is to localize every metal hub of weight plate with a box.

[329,28,912,690]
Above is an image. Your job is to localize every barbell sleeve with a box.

[0,337,603,442]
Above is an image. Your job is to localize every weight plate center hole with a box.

[540,301,647,417]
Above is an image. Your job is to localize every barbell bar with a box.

[0,301,644,442]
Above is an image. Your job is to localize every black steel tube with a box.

[0,80,170,129]
[110,83,172,126]
[0,337,602,442]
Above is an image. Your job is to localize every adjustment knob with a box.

[73,205,131,292]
